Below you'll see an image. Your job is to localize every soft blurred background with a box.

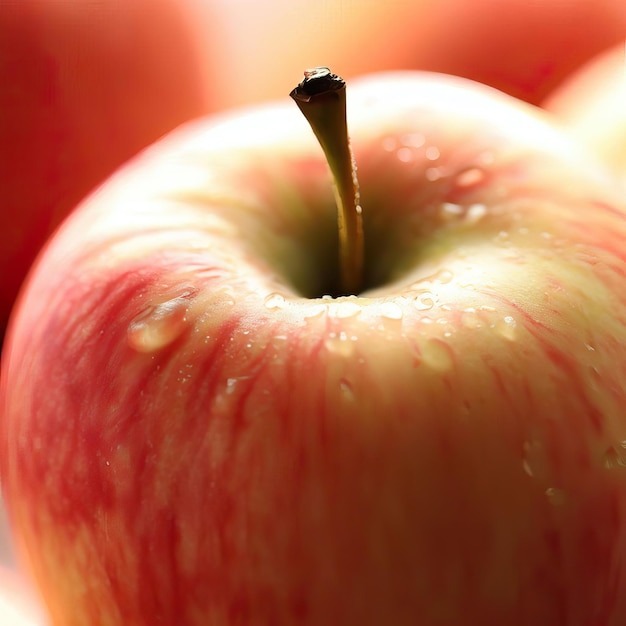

[1,0,625,620]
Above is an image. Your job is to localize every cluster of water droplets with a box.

[381,132,495,224]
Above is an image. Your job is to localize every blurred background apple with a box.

[206,0,626,108]
[544,42,626,182]
[0,0,213,342]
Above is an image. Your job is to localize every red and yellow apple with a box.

[3,72,626,625]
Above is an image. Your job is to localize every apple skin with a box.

[3,72,626,625]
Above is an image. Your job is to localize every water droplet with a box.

[414,291,437,311]
[396,147,414,163]
[302,303,327,320]
[425,167,443,182]
[545,487,566,506]
[466,203,487,223]
[226,378,238,395]
[461,308,483,329]
[420,338,453,371]
[329,300,361,318]
[494,231,510,246]
[585,343,595,352]
[496,316,517,341]
[433,269,453,284]
[382,136,397,152]
[441,202,464,219]
[339,378,355,402]
[127,291,194,353]
[380,301,403,320]
[456,167,485,188]
[264,293,286,310]
[603,442,626,469]
[521,439,548,480]
[425,146,440,161]
[522,458,533,477]
[324,331,355,357]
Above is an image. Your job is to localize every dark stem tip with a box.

[289,67,346,103]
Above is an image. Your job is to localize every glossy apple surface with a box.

[3,73,626,625]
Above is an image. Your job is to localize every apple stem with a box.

[290,67,364,296]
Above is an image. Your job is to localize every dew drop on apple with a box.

[545,487,566,506]
[413,291,437,311]
[264,293,286,310]
[493,230,510,247]
[425,167,443,182]
[420,338,453,372]
[522,457,534,478]
[441,202,464,220]
[522,439,545,479]
[603,442,626,469]
[339,378,355,403]
[381,136,397,152]
[466,203,488,224]
[329,300,361,319]
[396,147,414,163]
[433,269,454,285]
[127,294,192,353]
[455,167,485,188]
[461,308,483,329]
[494,315,517,341]
[425,146,440,161]
[324,331,355,357]
[380,301,403,321]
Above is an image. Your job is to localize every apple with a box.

[3,71,626,626]
[0,0,211,341]
[543,42,626,183]
[207,0,626,108]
